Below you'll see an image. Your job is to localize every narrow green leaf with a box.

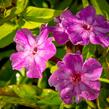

[99,78,109,84]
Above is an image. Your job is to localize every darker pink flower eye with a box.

[82,24,91,30]
[32,47,37,55]
[71,73,81,85]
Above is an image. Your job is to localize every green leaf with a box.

[21,6,62,29]
[82,44,96,59]
[0,85,42,108]
[56,0,72,9]
[50,65,58,74]
[12,85,42,99]
[15,0,28,14]
[21,20,43,29]
[37,89,62,105]
[56,46,66,59]
[99,78,109,84]
[82,0,89,8]
[0,23,18,48]
[31,0,43,7]
[0,96,39,108]
[0,50,14,58]
[37,69,50,88]
[0,61,16,86]
[97,86,109,109]
[0,0,12,8]
[90,0,109,19]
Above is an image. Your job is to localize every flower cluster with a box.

[10,5,108,104]
[49,6,109,47]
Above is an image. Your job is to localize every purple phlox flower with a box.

[10,25,56,78]
[53,6,109,47]
[48,15,69,45]
[49,53,102,104]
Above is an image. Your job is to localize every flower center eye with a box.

[32,47,37,55]
[72,73,81,85]
[82,24,91,30]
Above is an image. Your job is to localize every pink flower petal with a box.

[76,6,96,24]
[10,52,27,70]
[37,37,56,60]
[15,29,36,51]
[80,83,99,100]
[63,53,83,73]
[82,58,102,80]
[26,60,42,78]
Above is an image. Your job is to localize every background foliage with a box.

[0,0,109,109]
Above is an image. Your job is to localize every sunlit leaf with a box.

[82,0,89,7]
[0,23,18,48]
[37,89,62,105]
[21,6,62,29]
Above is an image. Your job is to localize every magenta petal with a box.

[52,27,68,44]
[26,60,42,78]
[10,52,27,70]
[90,33,109,47]
[60,10,73,19]
[81,31,90,45]
[35,55,46,73]
[60,10,77,28]
[37,37,56,60]
[76,6,96,24]
[80,83,99,100]
[63,53,83,73]
[82,80,100,91]
[15,29,36,51]
[82,58,102,80]
[60,87,73,104]
[69,32,84,45]
[36,26,48,46]
[48,68,71,87]
[94,15,109,33]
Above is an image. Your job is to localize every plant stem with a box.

[99,78,109,84]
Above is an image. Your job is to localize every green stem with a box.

[99,78,109,84]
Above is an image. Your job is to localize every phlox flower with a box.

[51,6,109,47]
[10,25,56,78]
[49,53,102,104]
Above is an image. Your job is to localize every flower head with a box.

[49,53,102,104]
[10,25,56,78]
[52,6,109,47]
